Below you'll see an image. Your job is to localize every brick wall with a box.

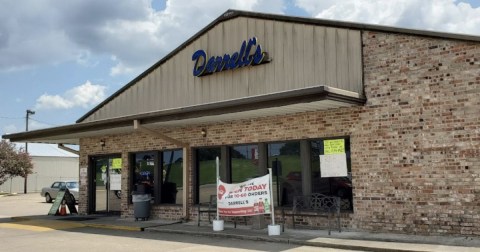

[358,31,480,235]
[78,30,479,236]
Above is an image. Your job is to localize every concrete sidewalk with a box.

[8,215,480,252]
[146,223,480,252]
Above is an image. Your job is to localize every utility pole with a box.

[24,109,35,194]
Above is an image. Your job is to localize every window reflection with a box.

[268,142,301,207]
[231,144,259,183]
[133,152,155,196]
[192,138,353,211]
[162,150,183,204]
[196,147,221,204]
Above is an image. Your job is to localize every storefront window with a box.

[231,144,259,183]
[194,139,352,210]
[311,139,353,211]
[196,147,221,204]
[162,150,183,204]
[132,152,156,197]
[131,150,183,205]
[268,142,301,207]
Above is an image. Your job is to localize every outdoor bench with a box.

[197,195,246,228]
[282,193,341,235]
[197,195,218,226]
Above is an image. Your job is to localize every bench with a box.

[197,195,217,226]
[282,193,341,235]
[197,194,246,228]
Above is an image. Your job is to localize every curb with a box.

[145,227,425,252]
[9,216,143,232]
[83,223,144,232]
[11,217,31,222]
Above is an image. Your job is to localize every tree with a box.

[0,140,33,185]
[279,142,300,155]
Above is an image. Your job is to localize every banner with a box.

[217,174,271,216]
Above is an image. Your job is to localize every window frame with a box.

[267,140,302,207]
[129,151,158,204]
[193,146,222,204]
[229,143,261,184]
[309,137,353,212]
[160,148,184,204]
[129,149,184,206]
[192,136,353,211]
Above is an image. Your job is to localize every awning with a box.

[2,86,365,145]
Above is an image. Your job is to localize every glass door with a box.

[92,156,122,214]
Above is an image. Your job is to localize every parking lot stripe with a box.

[0,220,85,232]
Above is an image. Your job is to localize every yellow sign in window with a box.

[111,158,122,169]
[324,139,345,154]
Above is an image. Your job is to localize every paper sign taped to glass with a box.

[320,139,348,177]
[217,174,271,216]
[110,174,122,191]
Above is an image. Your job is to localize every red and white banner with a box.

[217,174,272,216]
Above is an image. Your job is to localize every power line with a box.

[0,116,24,120]
[29,118,59,127]
[0,116,59,127]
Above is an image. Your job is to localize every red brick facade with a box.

[78,31,479,236]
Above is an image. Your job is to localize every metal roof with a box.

[76,9,480,123]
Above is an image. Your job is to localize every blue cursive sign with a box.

[192,37,270,77]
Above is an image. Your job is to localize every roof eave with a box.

[4,86,365,144]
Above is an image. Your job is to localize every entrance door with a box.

[91,156,122,214]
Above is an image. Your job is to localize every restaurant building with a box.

[3,10,479,236]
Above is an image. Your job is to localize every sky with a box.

[1,0,479,137]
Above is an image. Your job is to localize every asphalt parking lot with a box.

[2,193,480,252]
[0,193,54,218]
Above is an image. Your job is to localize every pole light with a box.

[24,109,35,194]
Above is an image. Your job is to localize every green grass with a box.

[271,155,302,179]
[164,163,183,187]
[231,158,258,183]
[198,160,217,185]
[198,155,302,185]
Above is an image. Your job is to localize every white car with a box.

[40,181,79,203]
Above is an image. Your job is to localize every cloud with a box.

[83,0,286,76]
[34,81,106,110]
[294,0,480,34]
[28,120,51,131]
[3,124,19,134]
[0,0,285,75]
[1,0,479,77]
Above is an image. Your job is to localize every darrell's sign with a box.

[192,37,270,77]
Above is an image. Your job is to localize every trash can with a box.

[132,193,151,221]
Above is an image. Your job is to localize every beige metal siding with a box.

[264,20,275,94]
[303,25,315,88]
[313,26,326,86]
[348,30,363,93]
[82,17,363,122]
[0,156,79,193]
